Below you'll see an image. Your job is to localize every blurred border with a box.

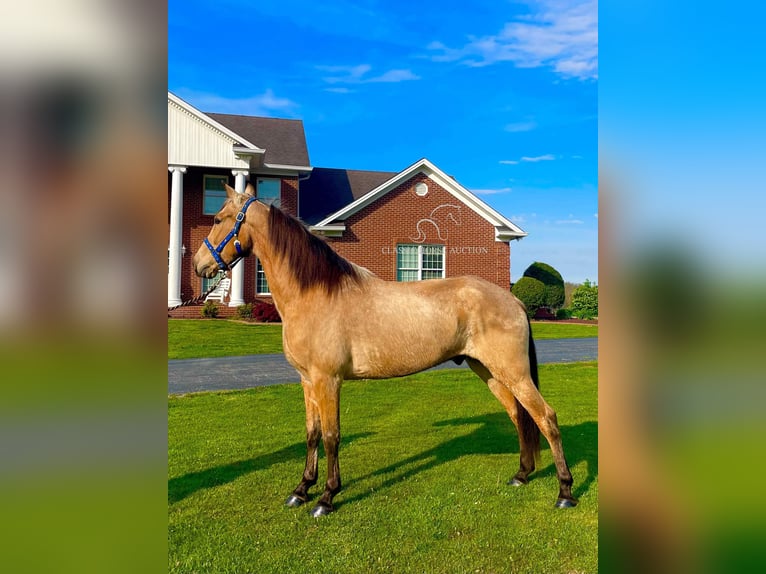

[1,2,167,573]
[601,2,766,572]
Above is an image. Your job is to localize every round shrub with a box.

[200,301,219,318]
[523,262,565,310]
[570,280,598,319]
[556,308,572,320]
[253,302,281,323]
[511,276,546,318]
[236,303,254,319]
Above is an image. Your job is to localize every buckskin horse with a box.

[193,183,577,517]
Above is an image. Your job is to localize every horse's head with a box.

[193,182,260,278]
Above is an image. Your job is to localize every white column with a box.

[168,166,186,307]
[229,170,249,306]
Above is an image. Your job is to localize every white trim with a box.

[310,224,346,237]
[313,158,527,240]
[169,92,265,152]
[264,163,313,172]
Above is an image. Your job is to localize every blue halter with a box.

[204,195,258,271]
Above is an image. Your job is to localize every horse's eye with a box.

[213,217,221,225]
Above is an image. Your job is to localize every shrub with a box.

[511,276,546,318]
[523,262,565,310]
[236,303,254,319]
[556,308,572,320]
[570,280,598,319]
[253,302,281,323]
[200,301,219,318]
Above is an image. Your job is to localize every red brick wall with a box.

[280,177,298,217]
[327,173,511,289]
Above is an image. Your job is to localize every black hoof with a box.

[285,495,306,508]
[309,503,334,518]
[508,477,528,487]
[554,498,578,508]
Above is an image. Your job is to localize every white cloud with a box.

[504,120,537,132]
[427,0,597,80]
[555,218,585,225]
[521,154,556,162]
[499,159,519,165]
[369,69,420,83]
[176,88,297,116]
[472,187,513,195]
[325,87,354,94]
[317,64,420,84]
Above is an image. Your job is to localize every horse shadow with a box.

[340,413,597,507]
[169,432,375,504]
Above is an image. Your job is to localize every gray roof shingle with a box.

[299,167,396,224]
[207,112,310,167]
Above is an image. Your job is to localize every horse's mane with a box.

[267,205,361,294]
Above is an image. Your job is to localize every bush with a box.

[570,280,598,319]
[253,302,281,323]
[236,303,254,319]
[200,301,219,318]
[556,308,572,320]
[523,262,565,310]
[511,276,546,318]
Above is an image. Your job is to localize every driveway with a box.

[168,337,597,395]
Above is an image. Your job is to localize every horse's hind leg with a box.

[286,377,322,508]
[504,371,577,508]
[467,359,537,485]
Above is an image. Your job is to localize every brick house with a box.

[168,92,526,316]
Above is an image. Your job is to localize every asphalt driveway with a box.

[168,337,597,395]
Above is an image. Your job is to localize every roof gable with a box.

[312,159,527,241]
[207,113,310,168]
[168,92,264,169]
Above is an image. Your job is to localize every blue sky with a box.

[169,0,598,283]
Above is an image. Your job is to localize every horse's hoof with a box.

[555,498,578,508]
[285,495,306,508]
[309,503,334,518]
[508,477,527,487]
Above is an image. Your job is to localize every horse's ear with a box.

[245,182,255,197]
[224,184,237,199]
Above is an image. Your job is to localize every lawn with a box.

[169,362,597,573]
[168,319,597,359]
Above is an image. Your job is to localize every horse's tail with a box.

[517,319,542,461]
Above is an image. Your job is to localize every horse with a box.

[193,183,577,517]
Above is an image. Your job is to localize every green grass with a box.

[168,320,283,359]
[531,321,598,340]
[168,320,597,359]
[169,362,597,573]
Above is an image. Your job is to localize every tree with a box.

[511,276,546,318]
[570,279,598,319]
[523,262,565,310]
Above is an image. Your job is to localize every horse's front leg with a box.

[310,374,342,517]
[285,378,321,507]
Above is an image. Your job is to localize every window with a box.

[201,270,226,293]
[203,175,229,215]
[256,259,270,295]
[256,177,280,206]
[396,244,445,281]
